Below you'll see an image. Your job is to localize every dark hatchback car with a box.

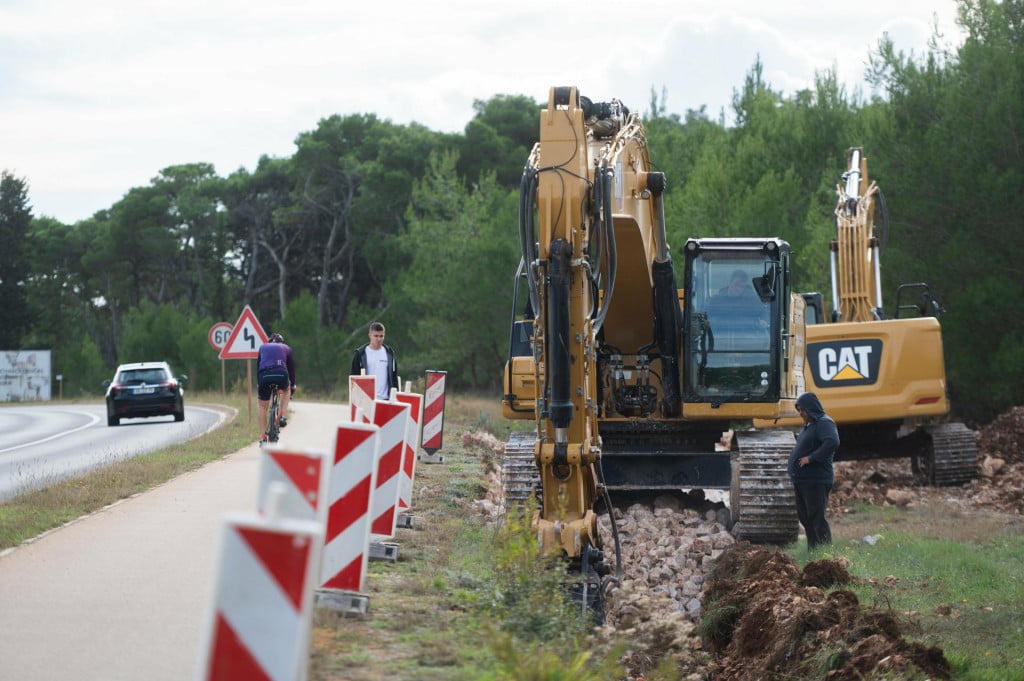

[103,361,187,426]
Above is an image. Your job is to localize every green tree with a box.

[220,155,296,321]
[289,115,441,328]
[270,291,347,396]
[457,94,541,190]
[178,316,238,393]
[119,301,187,368]
[150,163,229,317]
[388,151,519,390]
[865,0,1024,420]
[0,171,33,347]
[55,335,109,398]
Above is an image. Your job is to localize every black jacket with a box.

[787,392,840,485]
[350,343,399,394]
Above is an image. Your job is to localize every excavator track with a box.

[502,431,540,514]
[912,422,978,486]
[730,430,799,546]
[503,429,800,546]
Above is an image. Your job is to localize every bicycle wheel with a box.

[268,389,280,442]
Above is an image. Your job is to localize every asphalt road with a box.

[0,403,228,501]
[0,400,350,681]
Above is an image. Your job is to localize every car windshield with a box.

[117,369,167,384]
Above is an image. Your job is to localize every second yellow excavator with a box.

[764,147,977,485]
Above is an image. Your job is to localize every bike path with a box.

[0,400,349,681]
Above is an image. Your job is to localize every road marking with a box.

[0,409,102,454]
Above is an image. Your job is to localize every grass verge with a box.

[307,394,638,681]
[791,504,1024,681]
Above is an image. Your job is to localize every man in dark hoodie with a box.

[788,392,840,550]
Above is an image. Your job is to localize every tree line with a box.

[1,0,1020,424]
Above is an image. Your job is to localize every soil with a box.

[686,407,1024,680]
[490,406,1024,680]
[831,406,1024,516]
[699,543,951,680]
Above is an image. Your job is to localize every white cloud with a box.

[0,0,963,223]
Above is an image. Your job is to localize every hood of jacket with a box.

[796,392,827,420]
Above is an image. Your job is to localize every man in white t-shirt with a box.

[350,321,399,399]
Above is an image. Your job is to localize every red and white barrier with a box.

[370,399,410,539]
[320,422,379,593]
[421,370,448,459]
[394,390,423,511]
[348,375,376,424]
[258,448,328,523]
[197,493,322,681]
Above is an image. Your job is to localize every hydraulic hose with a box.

[593,163,617,335]
[518,166,541,318]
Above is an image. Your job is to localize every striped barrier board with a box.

[348,375,376,424]
[197,500,322,681]
[393,390,423,512]
[319,422,379,596]
[421,370,447,462]
[369,399,410,540]
[257,448,328,523]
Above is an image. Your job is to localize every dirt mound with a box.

[977,406,1024,464]
[831,405,1024,514]
[699,542,950,680]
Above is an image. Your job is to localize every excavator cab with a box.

[682,239,788,402]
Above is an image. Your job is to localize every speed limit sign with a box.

[208,322,233,351]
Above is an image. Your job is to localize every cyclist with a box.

[257,332,296,443]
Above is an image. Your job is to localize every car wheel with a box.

[174,401,185,422]
[107,411,120,427]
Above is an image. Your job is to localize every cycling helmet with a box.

[269,333,284,343]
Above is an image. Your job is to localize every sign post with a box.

[219,307,268,423]
[208,322,233,395]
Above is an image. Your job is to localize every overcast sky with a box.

[1,0,964,225]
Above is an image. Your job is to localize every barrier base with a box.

[368,541,399,562]
[396,513,422,530]
[315,589,370,615]
[418,453,445,464]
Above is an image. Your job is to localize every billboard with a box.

[1,350,52,402]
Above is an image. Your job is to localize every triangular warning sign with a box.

[219,306,268,359]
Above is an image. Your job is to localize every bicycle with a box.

[265,385,281,443]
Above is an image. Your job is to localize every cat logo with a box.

[807,339,883,388]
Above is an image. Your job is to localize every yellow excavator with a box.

[501,87,808,614]
[762,147,976,485]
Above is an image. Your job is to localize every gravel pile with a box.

[597,494,734,624]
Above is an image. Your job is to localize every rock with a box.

[980,455,1005,477]
[885,489,917,507]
